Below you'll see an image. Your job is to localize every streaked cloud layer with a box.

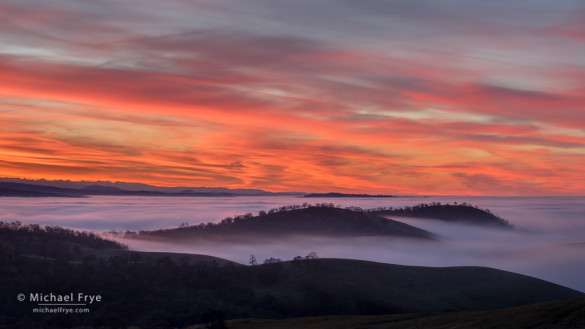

[1,0,584,194]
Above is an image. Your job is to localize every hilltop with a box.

[122,204,438,241]
[369,202,514,228]
[0,221,127,252]
[0,221,230,266]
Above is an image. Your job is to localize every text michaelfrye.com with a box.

[17,292,102,314]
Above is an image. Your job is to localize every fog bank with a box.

[2,195,584,291]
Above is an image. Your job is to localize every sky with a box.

[1,0,584,195]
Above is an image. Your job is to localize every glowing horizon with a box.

[1,1,584,195]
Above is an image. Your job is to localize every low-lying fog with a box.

[2,196,584,291]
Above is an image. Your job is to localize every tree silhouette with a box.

[292,255,303,265]
[305,251,319,260]
[263,257,282,264]
[249,254,257,266]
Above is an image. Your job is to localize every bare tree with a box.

[249,254,257,266]
[305,251,319,260]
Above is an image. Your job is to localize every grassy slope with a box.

[226,297,585,329]
[251,259,583,315]
[12,240,236,266]
[80,247,236,266]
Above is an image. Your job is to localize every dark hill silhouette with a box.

[2,252,582,327]
[0,177,304,196]
[228,297,585,329]
[0,181,236,197]
[82,184,129,194]
[370,202,513,228]
[0,181,243,197]
[0,182,86,197]
[304,192,395,198]
[1,225,583,327]
[0,221,127,251]
[0,187,61,197]
[125,204,437,241]
[262,259,582,315]
[81,184,206,196]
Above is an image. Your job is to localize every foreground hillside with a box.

[244,259,582,315]
[2,224,583,328]
[123,204,437,241]
[3,256,582,328]
[2,223,581,328]
[228,297,585,329]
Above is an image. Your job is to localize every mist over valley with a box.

[2,195,584,292]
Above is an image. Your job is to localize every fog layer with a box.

[2,196,584,291]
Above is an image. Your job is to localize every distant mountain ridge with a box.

[0,178,304,197]
[0,182,87,197]
[304,192,396,198]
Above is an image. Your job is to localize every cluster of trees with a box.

[120,203,362,238]
[115,204,339,235]
[368,202,513,228]
[0,221,127,249]
[365,201,478,212]
[220,203,337,226]
[249,252,319,266]
[163,201,505,233]
[120,204,331,237]
[0,222,128,262]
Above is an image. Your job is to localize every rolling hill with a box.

[370,203,514,228]
[124,205,438,241]
[253,258,583,315]
[0,221,232,266]
[1,223,582,328]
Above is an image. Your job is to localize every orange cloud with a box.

[1,1,584,195]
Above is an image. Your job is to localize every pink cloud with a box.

[1,1,584,194]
